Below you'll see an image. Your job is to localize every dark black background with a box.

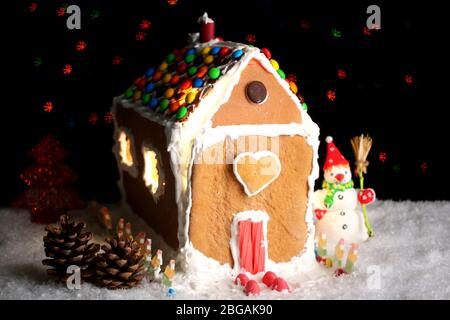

[3,0,446,206]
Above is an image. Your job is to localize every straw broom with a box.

[350,134,374,237]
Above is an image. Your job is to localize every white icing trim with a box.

[198,12,214,24]
[230,210,270,273]
[233,151,281,197]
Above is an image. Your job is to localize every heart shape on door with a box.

[233,151,281,197]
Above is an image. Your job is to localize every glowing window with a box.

[118,131,134,167]
[143,147,159,194]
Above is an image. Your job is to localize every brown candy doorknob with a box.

[245,81,268,104]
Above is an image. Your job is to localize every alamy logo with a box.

[66,5,81,30]
[66,265,81,289]
[366,5,381,30]
[366,265,381,290]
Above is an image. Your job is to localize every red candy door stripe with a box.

[239,220,253,273]
[238,219,265,274]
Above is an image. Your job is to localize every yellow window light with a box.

[119,131,134,167]
[143,147,159,194]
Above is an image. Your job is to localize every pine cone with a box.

[94,235,146,289]
[42,215,100,283]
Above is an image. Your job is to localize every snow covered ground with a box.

[1,201,449,300]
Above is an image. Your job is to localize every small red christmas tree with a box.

[12,135,85,223]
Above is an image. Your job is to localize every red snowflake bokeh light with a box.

[405,75,414,85]
[112,55,123,65]
[136,31,147,41]
[140,20,151,30]
[29,2,37,12]
[43,102,53,113]
[76,41,87,51]
[246,34,256,44]
[104,112,113,123]
[57,7,66,17]
[88,113,99,125]
[327,90,336,101]
[63,64,72,75]
[337,69,347,79]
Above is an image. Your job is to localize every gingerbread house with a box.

[112,14,320,274]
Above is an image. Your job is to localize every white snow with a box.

[1,201,449,299]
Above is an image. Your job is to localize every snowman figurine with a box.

[313,136,375,245]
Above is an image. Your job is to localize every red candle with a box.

[198,12,215,43]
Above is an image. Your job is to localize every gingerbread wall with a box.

[211,59,302,127]
[189,135,313,265]
[114,103,179,249]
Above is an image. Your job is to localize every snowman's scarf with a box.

[322,180,354,208]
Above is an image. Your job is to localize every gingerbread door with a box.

[231,211,269,274]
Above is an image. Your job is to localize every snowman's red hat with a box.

[323,136,349,171]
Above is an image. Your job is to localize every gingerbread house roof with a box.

[121,40,307,123]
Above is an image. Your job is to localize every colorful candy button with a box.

[124,87,134,99]
[144,82,155,93]
[208,67,221,80]
[162,73,172,83]
[153,71,163,81]
[219,47,231,56]
[133,90,142,101]
[177,63,188,74]
[193,77,204,88]
[270,59,279,71]
[145,68,155,78]
[166,53,176,63]
[134,77,146,89]
[261,48,272,60]
[211,47,220,55]
[186,48,196,56]
[289,81,298,94]
[149,97,159,109]
[159,62,169,71]
[204,55,214,65]
[232,49,244,59]
[176,106,188,120]
[301,102,308,111]
[169,101,180,112]
[185,92,197,104]
[180,79,192,90]
[277,69,286,79]
[201,47,211,56]
[185,54,196,64]
[197,66,208,78]
[142,93,151,105]
[159,99,170,111]
[188,66,198,76]
[165,88,175,98]
[170,74,181,85]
